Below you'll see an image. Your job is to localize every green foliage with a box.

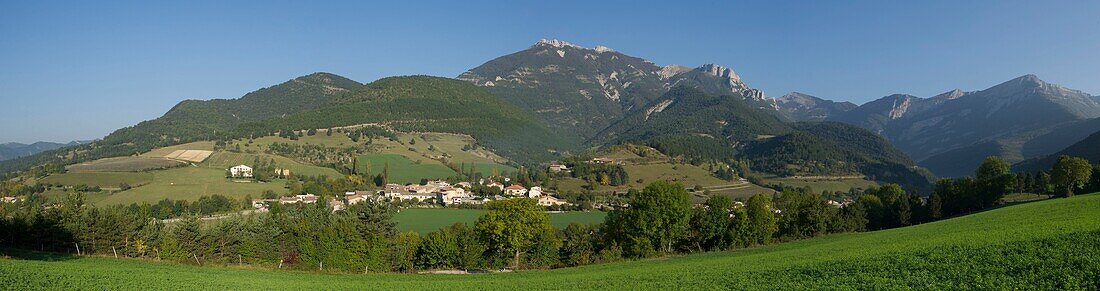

[474,198,554,268]
[742,122,935,192]
[605,181,693,257]
[1051,155,1093,197]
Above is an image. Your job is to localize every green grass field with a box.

[394,208,607,234]
[356,154,457,184]
[39,172,154,189]
[65,156,185,172]
[3,194,1098,289]
[202,151,342,178]
[93,167,288,206]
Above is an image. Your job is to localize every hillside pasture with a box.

[65,156,184,172]
[3,194,1098,289]
[94,167,288,206]
[356,154,457,184]
[202,151,342,178]
[39,172,154,189]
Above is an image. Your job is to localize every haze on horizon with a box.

[1,0,1098,143]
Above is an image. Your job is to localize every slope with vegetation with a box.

[2,192,1097,289]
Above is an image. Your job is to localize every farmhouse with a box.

[537,195,569,207]
[484,181,504,190]
[347,193,373,205]
[548,163,570,172]
[330,199,346,211]
[229,165,253,178]
[251,198,279,209]
[280,194,319,204]
[591,158,615,164]
[504,184,528,196]
[2,196,22,203]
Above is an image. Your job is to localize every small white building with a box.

[229,165,253,178]
[549,164,570,172]
[527,186,543,199]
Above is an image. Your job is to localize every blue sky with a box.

[2,0,1098,143]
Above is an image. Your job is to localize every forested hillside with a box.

[233,76,578,164]
[594,86,790,144]
[0,73,361,175]
[741,122,934,192]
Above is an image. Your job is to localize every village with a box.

[229,163,571,212]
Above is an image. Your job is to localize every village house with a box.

[503,184,528,196]
[537,195,569,207]
[548,163,570,172]
[229,165,253,178]
[484,181,504,191]
[251,198,279,209]
[330,199,346,211]
[347,193,373,205]
[280,194,319,204]
[527,186,543,198]
[2,196,22,203]
[591,157,615,164]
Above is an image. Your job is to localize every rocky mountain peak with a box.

[697,64,742,85]
[931,88,967,101]
[658,65,692,79]
[533,38,582,49]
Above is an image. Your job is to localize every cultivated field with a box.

[394,208,607,234]
[3,194,1097,289]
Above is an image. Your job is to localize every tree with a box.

[975,156,1014,207]
[415,230,457,270]
[687,195,734,251]
[474,198,552,269]
[606,181,692,257]
[745,193,778,245]
[1051,155,1093,197]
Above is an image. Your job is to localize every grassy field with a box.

[202,151,342,178]
[65,156,185,172]
[356,154,457,184]
[94,167,288,205]
[394,208,607,234]
[39,172,154,189]
[3,194,1098,289]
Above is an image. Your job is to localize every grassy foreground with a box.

[3,194,1100,289]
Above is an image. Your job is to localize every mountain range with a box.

[4,38,1098,192]
[0,141,85,161]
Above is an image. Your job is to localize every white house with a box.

[229,165,253,178]
[527,186,543,198]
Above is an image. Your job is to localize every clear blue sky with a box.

[2,0,1098,143]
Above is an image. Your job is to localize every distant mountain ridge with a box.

[0,141,85,161]
[822,74,1100,177]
